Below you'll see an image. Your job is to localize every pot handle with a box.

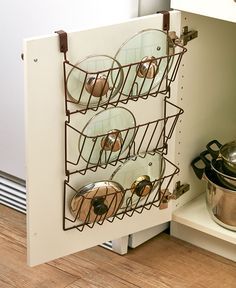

[191,156,205,179]
[206,140,222,159]
[199,150,213,168]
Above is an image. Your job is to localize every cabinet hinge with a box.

[159,181,190,209]
[173,181,190,199]
[169,26,198,46]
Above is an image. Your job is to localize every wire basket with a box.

[63,152,179,231]
[63,44,186,115]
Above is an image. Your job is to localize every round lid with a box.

[114,29,174,97]
[70,180,124,223]
[111,152,166,208]
[66,55,123,107]
[221,141,236,165]
[79,107,136,165]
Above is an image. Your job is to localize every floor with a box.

[0,204,235,288]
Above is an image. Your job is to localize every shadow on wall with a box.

[139,0,170,16]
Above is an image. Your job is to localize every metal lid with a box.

[70,180,124,223]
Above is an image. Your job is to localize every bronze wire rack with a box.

[65,99,183,177]
[56,24,186,231]
[64,152,180,232]
[63,43,186,116]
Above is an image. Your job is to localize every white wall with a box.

[0,0,138,179]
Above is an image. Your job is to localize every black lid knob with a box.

[91,197,109,215]
[135,179,153,197]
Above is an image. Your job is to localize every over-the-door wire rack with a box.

[56,13,186,231]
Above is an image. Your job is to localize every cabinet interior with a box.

[172,12,236,209]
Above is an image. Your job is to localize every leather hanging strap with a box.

[55,30,68,53]
[159,11,170,31]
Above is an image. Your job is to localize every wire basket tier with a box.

[63,44,186,115]
[63,152,179,231]
[65,100,183,176]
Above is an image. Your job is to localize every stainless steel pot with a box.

[192,156,236,231]
[206,140,236,175]
[205,169,236,231]
[200,150,236,190]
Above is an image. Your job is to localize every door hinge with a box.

[169,26,198,46]
[159,181,190,209]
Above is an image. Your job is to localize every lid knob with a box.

[91,197,109,215]
[136,56,158,79]
[131,175,153,197]
[85,73,109,97]
[101,129,123,152]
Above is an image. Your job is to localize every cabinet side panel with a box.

[173,13,236,209]
[171,0,236,23]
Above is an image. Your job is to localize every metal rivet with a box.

[156,46,161,51]
[148,162,152,166]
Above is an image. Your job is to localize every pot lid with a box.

[78,107,136,165]
[221,141,236,164]
[110,152,165,208]
[70,180,124,223]
[66,55,123,107]
[114,29,174,97]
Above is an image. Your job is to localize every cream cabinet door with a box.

[171,0,236,23]
[24,11,183,266]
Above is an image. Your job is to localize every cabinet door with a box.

[24,11,182,266]
[171,0,236,23]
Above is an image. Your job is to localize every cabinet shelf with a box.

[171,193,236,261]
[172,193,236,245]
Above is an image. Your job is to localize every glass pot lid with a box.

[110,152,166,208]
[114,29,174,97]
[67,55,123,108]
[70,180,124,223]
[78,107,136,165]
